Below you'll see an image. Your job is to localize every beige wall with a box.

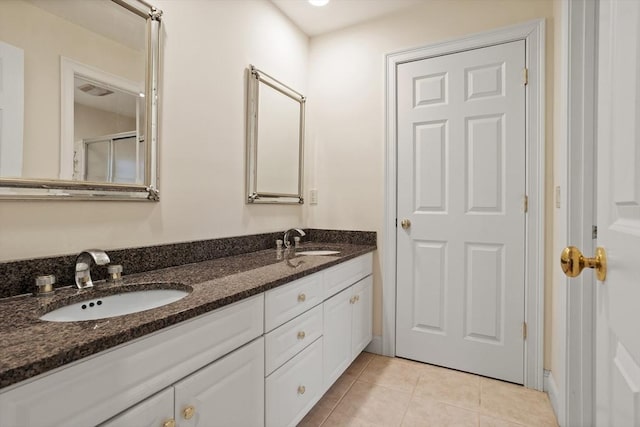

[74,104,136,142]
[304,0,557,369]
[0,0,143,179]
[0,0,309,261]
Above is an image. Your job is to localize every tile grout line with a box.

[318,353,375,427]
[398,371,419,427]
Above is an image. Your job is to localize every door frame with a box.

[383,19,546,390]
[555,0,598,425]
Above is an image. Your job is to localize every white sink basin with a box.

[40,288,190,322]
[297,250,341,256]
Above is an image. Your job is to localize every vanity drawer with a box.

[265,273,323,332]
[265,304,323,376]
[324,253,373,299]
[265,337,323,427]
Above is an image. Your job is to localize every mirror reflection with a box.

[247,65,305,204]
[0,0,146,185]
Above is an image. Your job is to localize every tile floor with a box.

[299,352,558,427]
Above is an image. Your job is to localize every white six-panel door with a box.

[396,40,526,383]
[595,1,640,425]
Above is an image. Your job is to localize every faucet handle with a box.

[107,264,123,283]
[35,275,56,296]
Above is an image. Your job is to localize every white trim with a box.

[563,1,597,426]
[383,19,546,390]
[364,335,383,355]
[544,369,561,420]
[60,57,143,180]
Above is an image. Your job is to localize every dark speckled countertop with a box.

[0,242,375,389]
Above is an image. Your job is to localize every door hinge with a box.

[524,195,528,213]
[592,225,598,239]
[523,68,529,86]
[523,322,528,340]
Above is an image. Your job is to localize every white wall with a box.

[304,0,557,365]
[0,0,309,261]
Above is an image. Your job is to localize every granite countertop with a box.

[0,242,375,389]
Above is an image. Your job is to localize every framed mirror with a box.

[246,65,305,204]
[0,0,162,201]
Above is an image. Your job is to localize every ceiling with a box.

[28,0,145,51]
[270,0,424,37]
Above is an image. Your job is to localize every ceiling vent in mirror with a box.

[78,83,114,97]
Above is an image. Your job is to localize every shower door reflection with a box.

[81,132,143,184]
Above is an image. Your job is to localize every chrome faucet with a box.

[75,249,111,289]
[283,228,306,248]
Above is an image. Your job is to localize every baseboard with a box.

[365,335,383,354]
[544,370,561,424]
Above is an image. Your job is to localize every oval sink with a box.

[40,288,190,322]
[297,250,341,256]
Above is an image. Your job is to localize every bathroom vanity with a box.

[0,245,373,427]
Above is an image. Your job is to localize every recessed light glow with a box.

[309,0,329,6]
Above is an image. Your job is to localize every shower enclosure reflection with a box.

[65,64,145,184]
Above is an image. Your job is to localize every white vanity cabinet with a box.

[351,276,373,358]
[323,275,373,388]
[264,253,373,427]
[0,294,264,427]
[0,252,374,427]
[264,273,325,427]
[103,337,264,427]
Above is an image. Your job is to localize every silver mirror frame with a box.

[246,65,305,205]
[0,0,162,201]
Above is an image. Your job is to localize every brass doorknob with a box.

[162,419,176,427]
[400,219,411,229]
[560,246,607,281]
[183,405,196,420]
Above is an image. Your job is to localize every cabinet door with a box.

[323,287,352,389]
[174,337,264,427]
[351,276,373,357]
[100,388,174,427]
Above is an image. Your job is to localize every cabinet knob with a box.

[297,293,306,302]
[297,331,306,340]
[355,295,360,302]
[349,296,355,304]
[162,419,176,427]
[298,385,306,395]
[183,405,196,420]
